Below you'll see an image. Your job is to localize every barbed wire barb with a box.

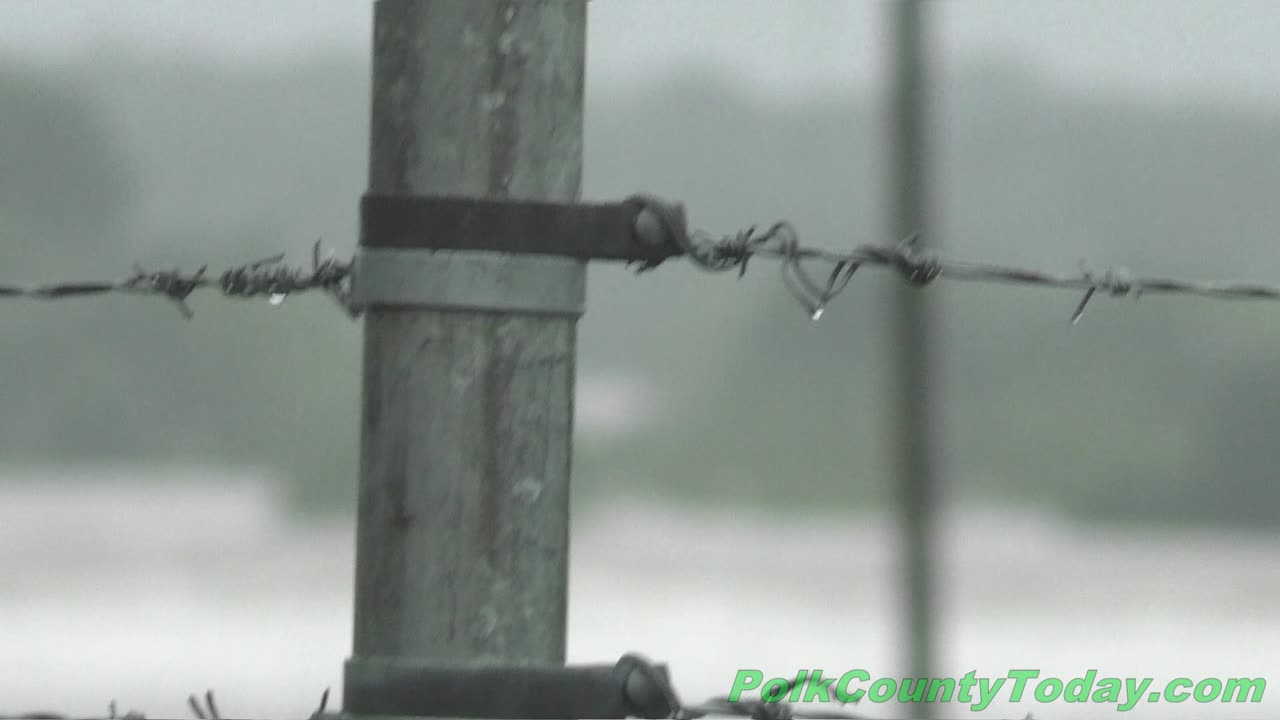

[307,690,329,720]
[185,692,219,720]
[620,654,870,720]
[0,240,356,319]
[9,209,1280,324]
[666,216,1280,324]
[0,676,1052,720]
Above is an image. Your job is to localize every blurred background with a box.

[3,1,1280,718]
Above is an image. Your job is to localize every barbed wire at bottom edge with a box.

[0,688,329,720]
[0,675,1039,720]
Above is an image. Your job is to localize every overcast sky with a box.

[2,1,1280,107]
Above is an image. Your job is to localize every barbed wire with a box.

[7,213,1280,325]
[0,689,330,720]
[0,670,1037,720]
[621,654,866,720]
[666,220,1280,324]
[0,240,354,319]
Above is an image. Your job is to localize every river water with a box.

[2,471,1277,719]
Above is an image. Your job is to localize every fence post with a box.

[344,0,587,708]
[886,1,937,718]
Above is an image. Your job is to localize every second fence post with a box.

[885,2,938,719]
[345,0,587,706]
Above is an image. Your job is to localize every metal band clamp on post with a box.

[349,248,587,316]
[359,193,688,264]
[341,655,676,719]
[350,193,689,315]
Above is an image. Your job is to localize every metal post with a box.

[345,0,586,707]
[885,1,937,717]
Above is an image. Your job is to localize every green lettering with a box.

[957,671,978,705]
[971,677,1006,713]
[897,678,927,704]
[1063,669,1096,703]
[1119,678,1151,712]
[1164,678,1192,704]
[760,678,790,703]
[925,677,955,703]
[801,670,836,703]
[1034,678,1063,703]
[1006,669,1039,702]
[834,670,868,704]
[868,678,896,703]
[1193,678,1222,703]
[1222,678,1265,703]
[1092,677,1122,704]
[728,670,762,702]
[787,671,808,702]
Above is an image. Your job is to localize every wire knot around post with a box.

[882,235,941,287]
[217,240,357,317]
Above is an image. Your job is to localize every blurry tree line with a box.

[2,50,1279,527]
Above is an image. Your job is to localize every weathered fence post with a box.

[885,2,938,719]
[344,0,587,710]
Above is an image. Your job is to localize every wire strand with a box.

[677,220,1280,323]
[7,209,1280,325]
[0,240,354,319]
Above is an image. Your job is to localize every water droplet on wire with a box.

[269,293,287,306]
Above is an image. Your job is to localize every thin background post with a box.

[346,0,587,700]
[885,1,938,716]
